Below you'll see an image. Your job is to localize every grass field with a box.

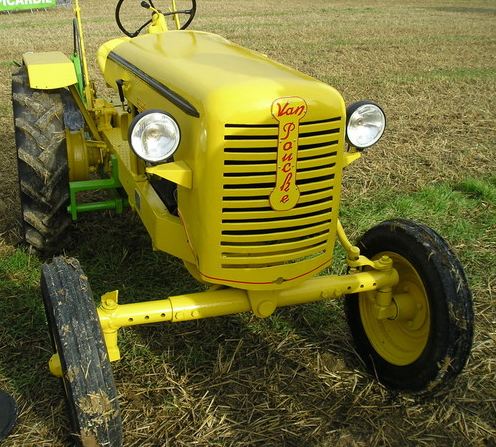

[0,0,495,446]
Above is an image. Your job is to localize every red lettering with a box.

[276,101,307,117]
[281,122,296,140]
[280,173,292,192]
[270,97,307,210]
[293,105,306,116]
[277,102,289,117]
[282,162,291,173]
[283,141,293,151]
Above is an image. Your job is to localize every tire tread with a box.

[12,67,72,254]
[345,218,474,394]
[41,257,122,446]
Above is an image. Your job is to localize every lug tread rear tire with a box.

[12,67,71,253]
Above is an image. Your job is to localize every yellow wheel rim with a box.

[359,252,430,366]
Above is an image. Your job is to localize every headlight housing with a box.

[346,101,386,149]
[129,110,181,163]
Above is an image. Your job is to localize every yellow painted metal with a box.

[149,12,169,34]
[66,130,89,181]
[269,97,306,211]
[343,151,361,167]
[94,98,117,132]
[171,0,181,29]
[337,219,360,261]
[101,127,195,263]
[66,129,102,181]
[49,353,62,378]
[65,83,109,181]
[111,108,131,140]
[146,161,192,189]
[337,221,395,274]
[73,0,94,107]
[96,268,398,362]
[98,291,122,362]
[68,85,101,141]
[359,252,430,366]
[97,38,131,75]
[97,31,347,290]
[23,52,77,89]
[372,286,396,320]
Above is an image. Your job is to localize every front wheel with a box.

[41,257,122,446]
[345,219,473,394]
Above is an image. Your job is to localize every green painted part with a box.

[70,54,85,102]
[68,155,127,220]
[0,0,56,12]
[75,200,125,213]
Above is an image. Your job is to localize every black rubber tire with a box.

[344,219,474,394]
[12,66,71,254]
[0,390,17,441]
[41,257,122,447]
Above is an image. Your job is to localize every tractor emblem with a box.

[270,96,307,211]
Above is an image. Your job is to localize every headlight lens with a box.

[346,101,386,149]
[129,110,180,163]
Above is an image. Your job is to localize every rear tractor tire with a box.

[12,66,77,254]
[41,257,122,447]
[345,219,474,394]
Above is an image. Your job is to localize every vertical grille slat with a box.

[221,117,342,269]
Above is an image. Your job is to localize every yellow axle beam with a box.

[49,268,398,377]
[101,268,397,359]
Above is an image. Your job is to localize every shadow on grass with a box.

[0,252,70,445]
[112,301,442,447]
[49,212,378,445]
[1,180,487,445]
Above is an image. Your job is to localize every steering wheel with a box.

[116,0,197,38]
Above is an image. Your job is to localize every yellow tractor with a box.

[12,1,473,445]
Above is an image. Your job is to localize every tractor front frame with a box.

[49,252,399,377]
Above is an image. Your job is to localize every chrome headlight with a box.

[346,101,386,149]
[129,110,181,163]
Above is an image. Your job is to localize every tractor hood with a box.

[97,31,347,290]
[97,31,344,123]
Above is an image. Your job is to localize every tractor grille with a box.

[221,117,342,269]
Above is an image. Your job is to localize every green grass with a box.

[393,67,496,82]
[2,176,494,445]
[342,176,496,232]
[340,178,496,293]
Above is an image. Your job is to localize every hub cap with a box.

[359,252,430,366]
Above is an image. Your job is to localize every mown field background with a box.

[0,0,495,446]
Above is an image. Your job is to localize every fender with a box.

[22,51,77,89]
